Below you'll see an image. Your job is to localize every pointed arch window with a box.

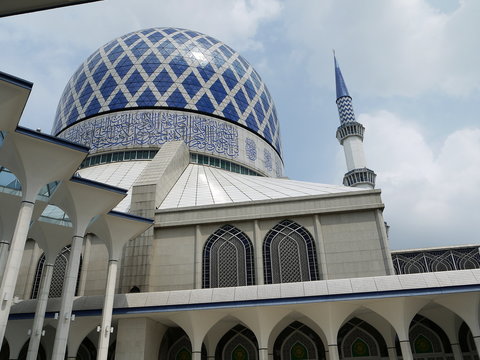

[263,220,319,284]
[202,225,255,288]
[31,245,82,299]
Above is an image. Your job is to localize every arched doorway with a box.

[395,315,453,359]
[273,321,325,360]
[338,318,388,359]
[216,325,258,360]
[159,327,207,360]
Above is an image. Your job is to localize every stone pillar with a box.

[97,259,118,360]
[0,200,35,344]
[399,340,413,360]
[473,336,480,359]
[328,344,340,360]
[313,214,328,279]
[194,225,202,289]
[76,234,92,296]
[258,347,269,360]
[0,240,9,283]
[253,220,264,285]
[450,342,462,360]
[375,209,395,275]
[26,263,54,360]
[387,346,397,360]
[51,235,84,360]
[192,351,202,360]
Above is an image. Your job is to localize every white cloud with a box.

[0,0,282,131]
[359,110,480,248]
[283,0,480,97]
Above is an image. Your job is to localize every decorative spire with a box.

[334,53,350,99]
[333,53,376,189]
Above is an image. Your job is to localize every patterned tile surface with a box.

[53,27,282,155]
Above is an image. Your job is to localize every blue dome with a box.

[53,27,282,155]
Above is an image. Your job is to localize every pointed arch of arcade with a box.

[273,321,326,360]
[338,317,388,359]
[394,315,453,358]
[31,245,82,299]
[17,340,47,360]
[159,327,207,360]
[215,324,258,360]
[263,219,319,284]
[202,224,255,288]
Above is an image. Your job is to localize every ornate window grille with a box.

[202,225,255,288]
[31,246,82,299]
[263,220,319,284]
[392,246,480,274]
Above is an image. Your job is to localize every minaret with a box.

[334,54,376,189]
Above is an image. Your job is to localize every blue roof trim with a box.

[108,210,153,224]
[0,71,33,90]
[334,55,350,99]
[8,283,480,320]
[15,126,89,153]
[70,176,127,194]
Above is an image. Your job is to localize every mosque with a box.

[1,2,480,360]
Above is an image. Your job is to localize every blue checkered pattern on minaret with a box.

[336,96,356,124]
[52,27,282,155]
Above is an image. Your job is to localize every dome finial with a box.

[334,52,350,99]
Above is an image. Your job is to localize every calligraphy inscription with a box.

[59,111,239,157]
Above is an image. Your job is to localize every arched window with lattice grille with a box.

[263,220,319,284]
[31,245,82,299]
[202,225,255,288]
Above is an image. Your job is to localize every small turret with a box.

[334,54,376,189]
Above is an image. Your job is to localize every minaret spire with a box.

[334,54,376,189]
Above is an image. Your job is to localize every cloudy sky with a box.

[1,0,479,250]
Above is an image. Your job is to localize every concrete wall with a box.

[320,211,390,279]
[15,239,41,299]
[148,209,391,291]
[81,236,108,296]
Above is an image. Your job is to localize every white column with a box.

[194,225,202,289]
[76,234,92,296]
[0,200,35,344]
[343,136,367,171]
[97,259,118,360]
[450,343,462,360]
[473,336,480,359]
[387,346,397,360]
[313,214,328,279]
[192,351,202,360]
[51,235,84,360]
[258,348,268,360]
[26,263,54,360]
[328,344,340,360]
[253,220,264,285]
[0,240,9,283]
[399,340,413,360]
